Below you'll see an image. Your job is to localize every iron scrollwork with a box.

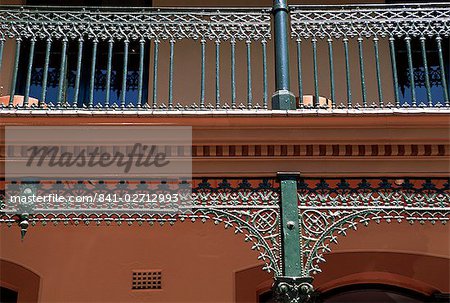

[297,178,450,277]
[0,7,271,42]
[290,4,450,39]
[1,177,449,300]
[0,178,282,275]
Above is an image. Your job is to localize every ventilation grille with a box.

[132,270,162,290]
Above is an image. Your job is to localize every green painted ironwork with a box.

[343,38,352,108]
[420,37,433,107]
[373,37,383,107]
[279,172,302,276]
[246,41,253,109]
[0,39,4,75]
[88,41,98,108]
[296,39,303,108]
[57,40,67,107]
[216,41,220,109]
[152,40,159,108]
[1,4,449,111]
[436,37,449,107]
[272,0,296,110]
[8,39,20,107]
[312,38,319,108]
[276,172,314,303]
[1,177,449,302]
[357,37,367,107]
[138,40,145,107]
[389,37,400,107]
[168,40,174,109]
[74,40,83,106]
[405,37,417,107]
[39,39,51,107]
[121,41,129,107]
[23,39,35,107]
[230,40,236,108]
[200,40,206,108]
[105,40,113,107]
[327,38,335,108]
[262,40,268,109]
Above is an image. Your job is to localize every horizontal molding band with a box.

[192,144,449,157]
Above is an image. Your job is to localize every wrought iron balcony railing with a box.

[0,3,449,112]
[290,3,450,109]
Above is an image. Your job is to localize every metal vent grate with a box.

[132,270,162,290]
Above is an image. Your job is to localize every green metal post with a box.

[272,0,296,110]
[275,172,313,303]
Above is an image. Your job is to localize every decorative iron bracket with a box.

[273,276,314,303]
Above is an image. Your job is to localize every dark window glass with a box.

[0,287,18,303]
[395,37,450,106]
[16,0,151,107]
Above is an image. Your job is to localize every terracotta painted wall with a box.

[1,222,265,303]
[1,221,448,303]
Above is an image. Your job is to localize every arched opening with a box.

[258,284,448,303]
[0,287,18,303]
[0,260,40,303]
[320,284,430,303]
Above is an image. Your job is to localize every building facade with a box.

[0,0,449,302]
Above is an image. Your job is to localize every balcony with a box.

[0,3,449,115]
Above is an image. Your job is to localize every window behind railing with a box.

[395,37,449,107]
[15,39,150,107]
[289,3,450,109]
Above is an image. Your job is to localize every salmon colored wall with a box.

[1,221,449,303]
[0,222,264,303]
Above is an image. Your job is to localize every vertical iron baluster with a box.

[73,39,83,107]
[40,39,52,107]
[436,37,449,106]
[389,36,400,107]
[89,40,98,108]
[246,41,252,108]
[420,36,432,107]
[104,40,113,107]
[57,39,68,107]
[296,39,303,108]
[8,39,21,107]
[137,40,145,107]
[168,39,174,109]
[262,40,268,109]
[0,39,4,75]
[405,37,416,107]
[372,37,383,107]
[357,37,367,107]
[200,39,205,109]
[231,40,236,108]
[215,41,220,109]
[23,39,36,107]
[312,38,319,108]
[152,40,159,108]
[327,38,335,108]
[121,40,129,108]
[343,37,352,108]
